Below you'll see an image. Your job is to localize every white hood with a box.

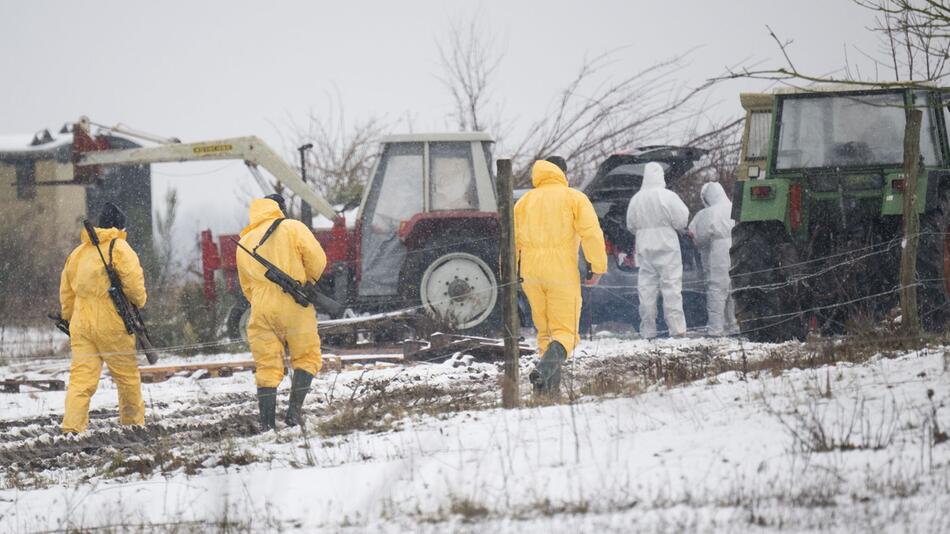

[641,162,666,190]
[625,161,690,254]
[700,182,729,208]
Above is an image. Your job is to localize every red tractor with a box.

[203,133,503,340]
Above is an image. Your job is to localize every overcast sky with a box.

[0,0,882,254]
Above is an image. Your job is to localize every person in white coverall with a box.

[688,182,740,336]
[626,162,690,338]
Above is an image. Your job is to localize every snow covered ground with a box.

[1,335,948,532]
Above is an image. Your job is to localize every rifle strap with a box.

[253,218,285,254]
[108,239,117,267]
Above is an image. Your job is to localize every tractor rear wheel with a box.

[916,186,950,331]
[731,222,805,342]
[403,238,502,335]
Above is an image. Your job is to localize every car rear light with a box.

[789,183,803,231]
[892,179,906,192]
[750,185,773,199]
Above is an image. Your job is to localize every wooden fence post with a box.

[496,159,521,408]
[900,108,923,335]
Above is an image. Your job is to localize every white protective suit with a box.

[688,182,739,336]
[626,162,690,338]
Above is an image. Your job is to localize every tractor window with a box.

[776,92,939,170]
[371,143,424,227]
[430,142,477,211]
[746,111,770,160]
[359,142,423,297]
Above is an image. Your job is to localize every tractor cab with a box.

[356,133,495,299]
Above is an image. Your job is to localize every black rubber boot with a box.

[257,387,277,432]
[529,341,567,396]
[285,369,314,427]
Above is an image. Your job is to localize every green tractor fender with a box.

[733,178,793,228]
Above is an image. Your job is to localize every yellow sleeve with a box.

[114,239,148,308]
[294,222,328,283]
[513,197,525,267]
[59,253,76,321]
[574,193,608,274]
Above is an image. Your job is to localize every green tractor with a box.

[731,85,950,340]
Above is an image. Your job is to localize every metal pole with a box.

[899,109,923,335]
[496,159,520,408]
[298,143,314,230]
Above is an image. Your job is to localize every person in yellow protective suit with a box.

[236,194,327,431]
[60,203,147,433]
[515,158,607,395]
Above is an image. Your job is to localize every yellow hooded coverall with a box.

[236,199,328,387]
[60,227,147,433]
[514,160,608,354]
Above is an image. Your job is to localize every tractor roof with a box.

[770,81,940,96]
[381,132,494,143]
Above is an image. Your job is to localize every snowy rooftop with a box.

[0,129,73,154]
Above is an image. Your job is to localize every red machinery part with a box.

[398,211,499,248]
[322,216,353,265]
[218,235,240,293]
[71,124,110,183]
[789,182,803,231]
[750,185,774,200]
[200,230,221,302]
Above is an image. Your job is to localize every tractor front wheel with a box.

[730,222,805,342]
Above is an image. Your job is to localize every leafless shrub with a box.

[767,394,902,453]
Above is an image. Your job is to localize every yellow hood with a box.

[241,198,286,236]
[531,160,568,188]
[79,226,127,245]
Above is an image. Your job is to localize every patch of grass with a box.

[216,440,260,468]
[449,497,490,521]
[531,497,591,516]
[578,332,947,399]
[317,380,481,438]
[3,469,53,490]
[578,369,637,397]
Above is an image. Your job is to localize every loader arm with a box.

[72,120,338,221]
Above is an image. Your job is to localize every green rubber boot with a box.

[285,369,315,427]
[529,341,567,396]
[257,387,277,432]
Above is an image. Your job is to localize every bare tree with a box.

[436,19,739,187]
[509,50,733,185]
[274,92,388,217]
[855,0,950,81]
[676,117,744,211]
[437,16,505,135]
[722,2,950,86]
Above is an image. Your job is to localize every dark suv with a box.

[579,146,709,334]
